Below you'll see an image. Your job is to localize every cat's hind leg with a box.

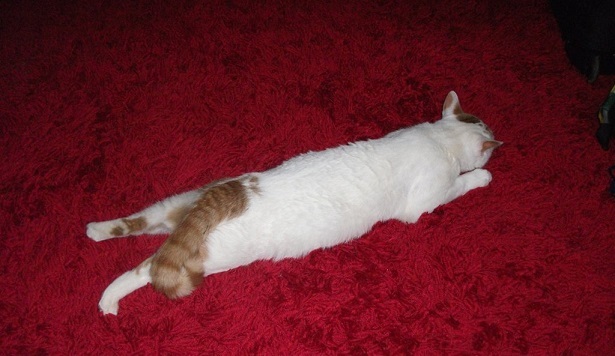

[98,256,153,315]
[87,189,201,241]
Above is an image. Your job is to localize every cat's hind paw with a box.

[98,294,119,316]
[99,281,124,315]
[86,222,114,242]
[97,267,152,316]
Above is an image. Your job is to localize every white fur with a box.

[88,91,500,315]
[98,266,152,315]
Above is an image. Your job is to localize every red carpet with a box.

[1,0,614,354]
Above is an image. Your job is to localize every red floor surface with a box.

[1,0,614,354]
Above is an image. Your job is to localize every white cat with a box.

[87,91,501,315]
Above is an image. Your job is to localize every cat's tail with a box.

[149,178,250,299]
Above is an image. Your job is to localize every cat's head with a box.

[441,91,502,171]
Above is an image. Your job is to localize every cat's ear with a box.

[442,91,464,118]
[482,140,503,153]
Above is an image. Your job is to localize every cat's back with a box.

[252,122,450,221]
[258,133,408,198]
[263,123,439,182]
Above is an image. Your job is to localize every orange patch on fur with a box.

[110,226,124,236]
[150,178,250,299]
[248,175,261,194]
[167,205,192,229]
[457,114,481,124]
[122,217,147,233]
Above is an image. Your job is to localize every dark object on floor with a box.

[609,166,615,196]
[596,85,615,150]
[550,0,615,82]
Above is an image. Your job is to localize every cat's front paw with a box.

[469,168,492,188]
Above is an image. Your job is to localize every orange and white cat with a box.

[87,91,501,315]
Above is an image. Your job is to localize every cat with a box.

[87,91,502,315]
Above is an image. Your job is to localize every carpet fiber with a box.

[1,0,614,354]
